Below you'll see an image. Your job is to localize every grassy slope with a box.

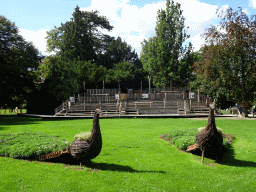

[0,116,255,192]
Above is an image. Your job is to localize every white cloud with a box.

[18,27,52,56]
[188,34,205,51]
[249,0,256,8]
[18,0,226,57]
[81,0,223,54]
[81,0,166,55]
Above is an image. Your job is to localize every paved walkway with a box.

[19,113,245,120]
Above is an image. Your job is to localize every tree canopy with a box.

[106,61,136,92]
[140,0,192,88]
[46,6,113,62]
[99,36,141,69]
[44,6,143,97]
[0,15,40,108]
[191,7,256,116]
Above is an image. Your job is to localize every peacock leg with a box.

[201,150,205,163]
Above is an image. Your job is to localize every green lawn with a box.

[0,109,27,115]
[0,116,256,192]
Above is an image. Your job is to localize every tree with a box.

[106,61,135,92]
[140,0,192,88]
[192,7,256,117]
[41,55,80,100]
[41,56,107,100]
[46,6,113,62]
[0,15,40,107]
[99,36,141,69]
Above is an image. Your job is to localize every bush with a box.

[165,127,234,151]
[172,136,196,150]
[0,132,70,159]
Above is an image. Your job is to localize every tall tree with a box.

[192,7,256,117]
[41,56,107,100]
[99,36,141,69]
[106,61,135,92]
[0,15,40,107]
[141,0,192,88]
[46,6,113,62]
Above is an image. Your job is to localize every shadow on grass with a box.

[0,116,69,131]
[42,153,165,173]
[190,145,256,167]
[216,145,256,168]
[0,116,41,128]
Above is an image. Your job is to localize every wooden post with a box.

[198,89,200,103]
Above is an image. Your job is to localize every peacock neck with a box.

[92,113,101,134]
[206,108,217,131]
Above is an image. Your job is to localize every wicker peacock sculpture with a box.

[70,109,102,165]
[196,104,223,163]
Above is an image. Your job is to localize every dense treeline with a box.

[42,6,144,100]
[1,1,255,115]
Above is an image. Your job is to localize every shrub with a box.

[172,136,196,150]
[165,127,234,151]
[74,132,91,140]
[0,132,70,159]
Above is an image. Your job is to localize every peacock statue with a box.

[70,109,102,165]
[196,103,223,163]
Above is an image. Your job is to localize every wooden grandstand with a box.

[55,88,212,116]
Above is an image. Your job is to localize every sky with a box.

[1,0,256,57]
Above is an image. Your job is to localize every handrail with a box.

[54,99,69,115]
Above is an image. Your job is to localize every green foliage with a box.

[191,8,256,115]
[172,136,196,150]
[74,132,91,140]
[0,15,40,107]
[41,56,107,100]
[167,127,234,151]
[46,6,113,62]
[140,0,192,88]
[198,126,223,135]
[0,132,70,159]
[106,61,135,90]
[168,128,198,150]
[44,6,143,94]
[99,36,141,70]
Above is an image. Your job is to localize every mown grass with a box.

[0,109,27,115]
[0,116,256,192]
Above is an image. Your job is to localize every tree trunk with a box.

[242,100,249,118]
